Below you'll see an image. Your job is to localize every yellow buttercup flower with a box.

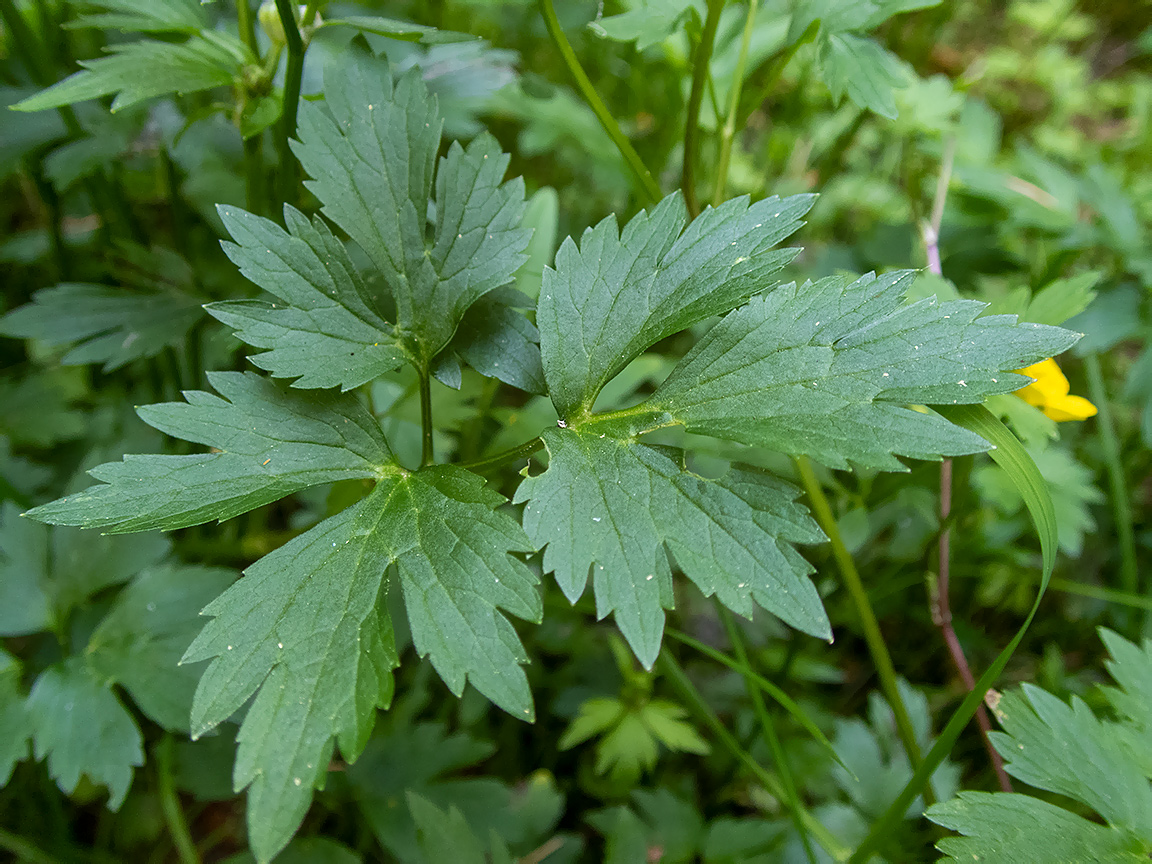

[1014,358,1097,421]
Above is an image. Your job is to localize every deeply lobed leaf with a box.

[648,271,1080,470]
[209,205,407,391]
[291,55,529,368]
[516,429,827,667]
[13,34,249,113]
[182,465,539,862]
[26,372,393,532]
[0,283,204,371]
[537,191,815,420]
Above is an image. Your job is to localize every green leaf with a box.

[348,722,498,861]
[26,661,143,809]
[292,55,529,368]
[409,793,488,864]
[832,679,959,819]
[13,33,249,113]
[320,16,481,44]
[854,405,1060,859]
[1023,272,1100,326]
[0,648,30,786]
[384,466,541,716]
[27,372,393,532]
[222,836,363,864]
[208,205,407,391]
[86,564,238,731]
[516,430,827,667]
[929,628,1152,859]
[0,501,171,636]
[588,0,696,50]
[989,683,1152,833]
[183,465,538,862]
[818,33,910,119]
[65,0,207,33]
[929,792,1149,862]
[974,444,1103,556]
[0,369,87,447]
[537,192,815,421]
[1,283,204,371]
[513,186,559,302]
[0,501,51,636]
[647,271,1079,470]
[182,484,400,863]
[447,290,545,393]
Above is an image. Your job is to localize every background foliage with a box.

[1,0,1150,862]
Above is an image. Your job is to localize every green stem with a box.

[243,134,266,217]
[0,828,62,864]
[273,0,307,211]
[683,0,724,217]
[155,737,200,864]
[236,0,259,55]
[1084,352,1139,601]
[717,606,817,864]
[0,0,52,83]
[736,20,820,130]
[458,436,544,475]
[793,455,926,775]
[419,368,434,467]
[711,0,758,207]
[537,0,661,206]
[658,648,849,862]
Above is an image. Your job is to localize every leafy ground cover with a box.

[1,1,1150,862]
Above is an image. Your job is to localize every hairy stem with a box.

[683,0,724,217]
[711,0,758,207]
[658,648,849,862]
[537,0,661,206]
[1084,352,1139,603]
[718,606,817,864]
[793,455,925,775]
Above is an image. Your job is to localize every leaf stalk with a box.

[419,368,434,467]
[717,605,817,864]
[711,0,759,207]
[657,648,849,861]
[683,0,724,217]
[793,455,925,775]
[536,0,662,206]
[1084,352,1140,605]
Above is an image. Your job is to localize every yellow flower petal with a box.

[1012,358,1096,422]
[1042,394,1097,422]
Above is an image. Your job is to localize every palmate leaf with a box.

[13,33,250,113]
[291,52,529,369]
[207,206,408,391]
[646,271,1079,470]
[538,191,815,420]
[927,629,1152,860]
[0,283,205,371]
[182,465,538,862]
[27,372,393,532]
[516,431,827,666]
